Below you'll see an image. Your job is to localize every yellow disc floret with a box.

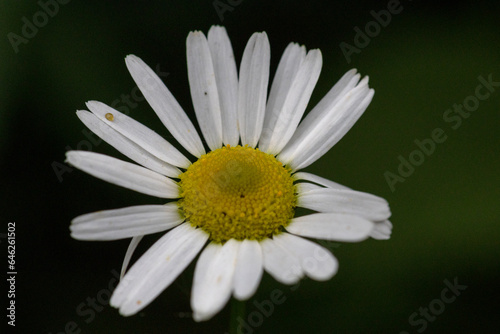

[178,145,296,243]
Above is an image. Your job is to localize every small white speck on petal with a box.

[187,31,223,151]
[76,110,181,178]
[191,239,239,322]
[86,100,190,168]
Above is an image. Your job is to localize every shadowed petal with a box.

[110,223,208,316]
[191,239,240,321]
[287,213,374,242]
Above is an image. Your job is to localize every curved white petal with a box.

[190,241,219,312]
[286,213,374,242]
[110,223,208,316]
[294,172,351,190]
[284,69,360,142]
[86,101,190,169]
[297,185,391,221]
[191,239,239,322]
[65,151,179,198]
[238,32,270,148]
[121,235,143,279]
[295,182,319,193]
[260,48,322,155]
[77,110,181,178]
[208,26,239,147]
[125,55,205,157]
[370,220,393,240]
[233,239,263,300]
[279,71,374,170]
[187,31,223,151]
[292,69,361,133]
[260,238,303,285]
[273,233,338,281]
[292,88,374,170]
[70,203,183,240]
[259,43,305,152]
[264,43,305,120]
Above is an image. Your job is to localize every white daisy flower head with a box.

[67,25,392,322]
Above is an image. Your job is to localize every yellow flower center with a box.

[178,145,296,243]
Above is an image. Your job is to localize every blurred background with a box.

[1,0,499,333]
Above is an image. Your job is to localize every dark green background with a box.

[2,0,499,333]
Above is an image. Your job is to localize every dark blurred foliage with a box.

[1,0,499,333]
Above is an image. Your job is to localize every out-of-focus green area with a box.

[1,0,499,333]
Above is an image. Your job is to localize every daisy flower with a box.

[67,26,392,322]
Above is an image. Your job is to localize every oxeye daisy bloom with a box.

[67,26,392,322]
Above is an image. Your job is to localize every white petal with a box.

[293,87,374,170]
[110,223,208,316]
[294,182,319,193]
[191,239,239,322]
[370,220,393,240]
[297,186,391,221]
[233,239,263,300]
[273,233,338,281]
[260,238,303,285]
[76,110,181,178]
[190,242,219,311]
[260,48,322,155]
[70,203,183,240]
[294,172,351,190]
[264,44,305,122]
[279,71,374,170]
[86,101,190,169]
[66,151,179,198]
[187,31,223,151]
[285,69,360,140]
[238,32,270,148]
[260,43,305,152]
[121,235,143,279]
[286,213,374,242]
[208,26,239,147]
[125,55,205,157]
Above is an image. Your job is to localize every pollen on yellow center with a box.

[178,145,296,243]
